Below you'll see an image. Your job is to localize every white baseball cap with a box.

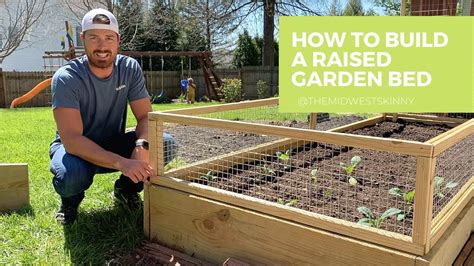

[81,8,119,34]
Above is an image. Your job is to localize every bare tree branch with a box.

[0,0,47,66]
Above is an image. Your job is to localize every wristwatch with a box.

[135,139,149,150]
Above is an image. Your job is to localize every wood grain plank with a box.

[0,163,29,212]
[149,185,417,265]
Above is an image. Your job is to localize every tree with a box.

[60,0,144,50]
[232,30,259,68]
[372,0,411,16]
[227,0,322,66]
[115,0,145,51]
[0,0,47,69]
[342,0,377,15]
[327,0,344,16]
[254,36,278,66]
[138,0,181,71]
[180,1,240,51]
[343,0,365,15]
[180,0,243,66]
[61,0,114,21]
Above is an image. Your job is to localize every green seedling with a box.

[200,171,217,181]
[276,149,291,161]
[339,156,361,186]
[277,198,299,207]
[434,176,458,199]
[310,169,318,182]
[389,187,415,221]
[276,149,292,169]
[260,165,276,176]
[164,157,187,171]
[324,188,333,198]
[357,207,402,229]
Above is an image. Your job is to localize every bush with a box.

[218,79,243,103]
[256,80,269,99]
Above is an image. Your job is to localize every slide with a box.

[10,78,52,108]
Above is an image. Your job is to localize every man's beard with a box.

[87,49,116,69]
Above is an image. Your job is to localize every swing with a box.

[179,57,188,93]
[156,55,165,98]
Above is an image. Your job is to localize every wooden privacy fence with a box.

[0,67,278,108]
[0,71,54,108]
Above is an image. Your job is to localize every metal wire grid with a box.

[197,104,369,130]
[162,124,418,236]
[199,104,310,128]
[432,133,473,218]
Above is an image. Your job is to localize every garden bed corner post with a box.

[145,115,164,238]
[412,155,436,254]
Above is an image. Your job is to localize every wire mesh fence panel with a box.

[198,104,368,130]
[432,133,473,219]
[161,123,418,236]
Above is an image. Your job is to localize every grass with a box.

[0,102,216,264]
[0,100,374,263]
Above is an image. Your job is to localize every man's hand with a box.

[118,146,156,183]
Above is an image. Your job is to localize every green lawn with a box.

[0,102,217,264]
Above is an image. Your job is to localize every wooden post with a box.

[309,113,317,129]
[146,117,161,238]
[0,70,5,108]
[392,113,399,122]
[412,156,436,254]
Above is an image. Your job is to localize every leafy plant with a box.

[389,187,415,221]
[200,171,217,181]
[259,165,276,176]
[217,78,243,103]
[339,156,361,186]
[276,149,292,169]
[434,176,458,199]
[277,198,298,207]
[164,157,187,171]
[256,80,269,99]
[310,169,318,183]
[276,149,291,161]
[357,207,402,229]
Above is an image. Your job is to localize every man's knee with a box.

[51,152,95,198]
[163,133,177,164]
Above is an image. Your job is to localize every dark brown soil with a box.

[188,120,472,236]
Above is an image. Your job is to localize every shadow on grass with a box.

[63,206,144,264]
[1,204,35,217]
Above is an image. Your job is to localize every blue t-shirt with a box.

[51,54,149,146]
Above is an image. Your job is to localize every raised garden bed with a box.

[145,98,473,264]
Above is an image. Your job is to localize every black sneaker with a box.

[114,185,142,210]
[55,192,84,225]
